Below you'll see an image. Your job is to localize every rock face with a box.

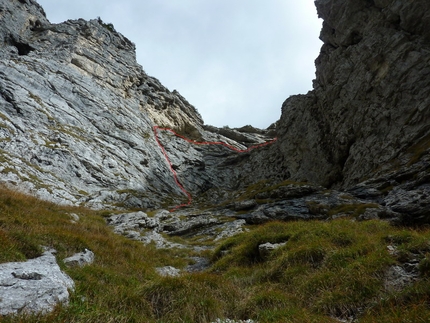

[261,0,430,191]
[0,0,429,316]
[0,0,209,208]
[0,249,74,316]
[0,0,430,218]
[0,0,276,210]
[0,0,428,220]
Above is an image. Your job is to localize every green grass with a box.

[0,187,430,322]
[211,220,430,322]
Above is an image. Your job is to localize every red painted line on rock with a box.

[153,125,277,211]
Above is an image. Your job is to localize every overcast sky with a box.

[37,0,322,128]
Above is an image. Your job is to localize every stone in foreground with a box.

[0,249,74,316]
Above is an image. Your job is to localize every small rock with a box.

[140,230,185,249]
[69,213,80,223]
[258,242,287,259]
[63,249,95,267]
[234,200,257,211]
[387,245,398,256]
[156,266,180,277]
[124,230,142,240]
[214,220,247,241]
[185,257,210,273]
[384,265,418,292]
[358,207,381,221]
[0,249,74,315]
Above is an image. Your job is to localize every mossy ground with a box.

[0,187,429,322]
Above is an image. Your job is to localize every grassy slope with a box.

[0,187,429,322]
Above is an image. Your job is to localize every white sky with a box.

[36,0,322,128]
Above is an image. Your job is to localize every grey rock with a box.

[1,0,429,227]
[140,231,185,249]
[162,213,221,236]
[69,213,80,223]
[384,265,419,292]
[0,249,74,316]
[0,0,278,212]
[214,220,247,241]
[185,257,211,273]
[258,242,287,259]
[63,249,95,267]
[108,211,158,234]
[243,0,430,223]
[384,187,430,225]
[123,230,142,240]
[255,184,320,200]
[233,200,257,211]
[358,207,382,221]
[156,266,180,277]
[1,0,277,214]
[238,199,316,224]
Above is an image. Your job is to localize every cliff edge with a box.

[0,0,429,224]
[269,0,430,190]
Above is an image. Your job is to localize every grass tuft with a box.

[0,187,430,322]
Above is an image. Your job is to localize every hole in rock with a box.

[8,35,34,56]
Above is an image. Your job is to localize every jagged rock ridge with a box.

[0,0,274,210]
[261,0,430,189]
[0,0,429,225]
[240,0,430,224]
[0,0,430,317]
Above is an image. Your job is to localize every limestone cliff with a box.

[0,0,429,225]
[0,0,273,209]
[1,0,430,317]
[268,0,430,189]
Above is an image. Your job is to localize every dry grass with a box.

[212,220,430,322]
[0,187,430,322]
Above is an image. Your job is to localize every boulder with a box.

[258,242,287,259]
[63,249,95,267]
[156,266,180,277]
[0,249,74,315]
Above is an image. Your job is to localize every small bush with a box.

[97,17,115,32]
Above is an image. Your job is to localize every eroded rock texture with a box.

[0,0,429,315]
[0,0,428,224]
[265,0,430,190]
[0,249,74,316]
[0,0,273,209]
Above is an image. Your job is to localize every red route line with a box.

[153,125,278,212]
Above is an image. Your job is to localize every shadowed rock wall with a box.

[268,0,430,188]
